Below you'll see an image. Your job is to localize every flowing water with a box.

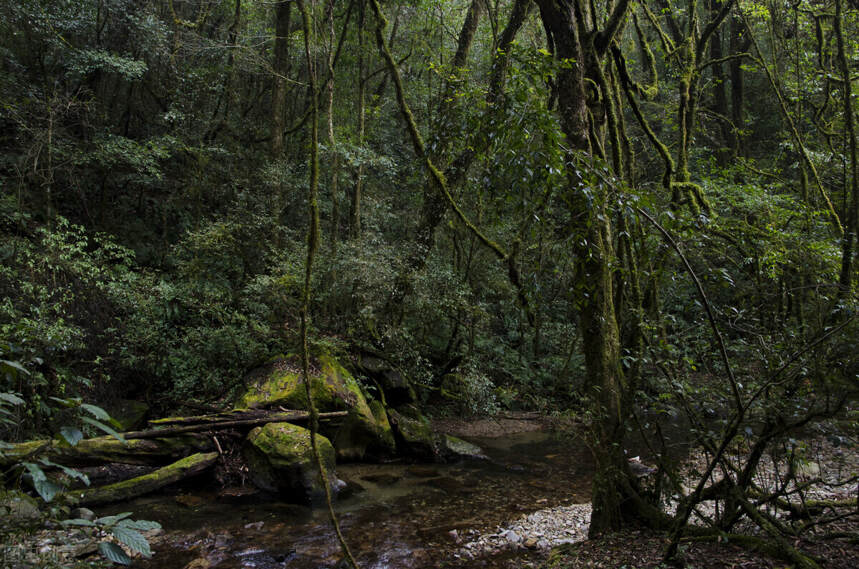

[122,430,596,569]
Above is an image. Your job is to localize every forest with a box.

[0,0,857,567]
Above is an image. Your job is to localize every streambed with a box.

[121,430,596,569]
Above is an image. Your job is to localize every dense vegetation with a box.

[1,0,857,566]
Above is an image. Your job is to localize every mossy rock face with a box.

[243,422,336,504]
[333,399,396,461]
[236,354,394,461]
[387,408,439,459]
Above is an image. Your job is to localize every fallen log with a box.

[65,452,219,506]
[0,435,214,468]
[0,410,346,468]
[127,410,348,440]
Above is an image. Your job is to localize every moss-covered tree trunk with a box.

[535,0,632,536]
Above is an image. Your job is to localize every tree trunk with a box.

[729,11,748,158]
[535,0,631,536]
[271,0,293,157]
[66,452,219,506]
[836,0,857,295]
[349,0,366,239]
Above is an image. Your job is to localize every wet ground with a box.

[122,430,595,569]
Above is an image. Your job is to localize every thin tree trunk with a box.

[271,1,293,157]
[835,0,857,294]
[350,0,366,239]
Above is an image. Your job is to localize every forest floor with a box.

[432,412,858,569]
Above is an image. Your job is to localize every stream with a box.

[119,430,596,569]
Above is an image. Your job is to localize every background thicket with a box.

[1,0,856,552]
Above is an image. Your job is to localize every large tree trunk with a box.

[535,0,631,536]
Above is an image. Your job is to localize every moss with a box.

[243,423,336,502]
[236,354,395,460]
[235,354,368,414]
[67,452,218,506]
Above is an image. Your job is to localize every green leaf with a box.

[50,396,83,408]
[62,518,96,527]
[117,519,161,531]
[39,458,90,486]
[24,462,62,502]
[96,512,134,526]
[80,416,126,443]
[0,392,25,405]
[60,426,84,447]
[80,403,113,422]
[98,541,131,565]
[0,361,29,378]
[110,525,151,556]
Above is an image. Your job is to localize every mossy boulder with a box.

[387,408,439,459]
[235,354,395,460]
[243,422,337,503]
[388,408,486,462]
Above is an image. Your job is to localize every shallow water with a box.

[123,431,595,569]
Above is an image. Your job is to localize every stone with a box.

[235,354,395,460]
[0,490,41,529]
[388,408,439,459]
[69,507,95,521]
[354,354,418,406]
[243,422,337,504]
[175,494,205,509]
[441,435,488,461]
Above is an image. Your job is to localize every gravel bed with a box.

[453,503,592,560]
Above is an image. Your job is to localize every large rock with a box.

[243,423,337,503]
[388,407,486,462]
[235,354,394,460]
[354,354,418,407]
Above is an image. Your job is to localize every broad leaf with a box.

[0,392,25,405]
[110,525,151,556]
[62,518,96,527]
[96,512,134,526]
[39,458,90,486]
[0,361,29,378]
[98,541,131,565]
[59,426,84,447]
[117,519,162,531]
[80,416,126,443]
[80,403,113,422]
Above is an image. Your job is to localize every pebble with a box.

[458,503,592,556]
